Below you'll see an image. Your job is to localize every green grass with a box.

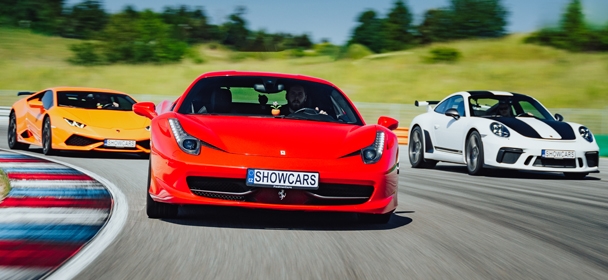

[0,169,9,201]
[1,28,608,109]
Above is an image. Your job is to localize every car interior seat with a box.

[208,88,232,113]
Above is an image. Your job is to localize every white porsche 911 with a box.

[408,91,600,178]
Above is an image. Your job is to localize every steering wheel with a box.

[516,112,534,117]
[292,107,319,115]
[102,103,114,109]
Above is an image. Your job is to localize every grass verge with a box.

[0,169,10,201]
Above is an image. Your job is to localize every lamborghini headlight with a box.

[490,122,510,138]
[579,126,593,143]
[361,131,385,164]
[168,118,200,155]
[64,118,86,129]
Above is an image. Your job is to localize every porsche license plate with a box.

[246,169,319,190]
[541,149,575,159]
[104,139,136,148]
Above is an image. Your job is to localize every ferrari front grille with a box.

[533,158,576,168]
[65,135,100,146]
[186,176,374,205]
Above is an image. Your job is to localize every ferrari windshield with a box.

[57,91,136,111]
[177,76,363,125]
[469,94,554,120]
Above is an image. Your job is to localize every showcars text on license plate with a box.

[246,169,319,190]
[104,139,136,148]
[542,149,575,159]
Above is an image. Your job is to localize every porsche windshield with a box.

[177,76,363,125]
[469,94,553,120]
[57,91,136,111]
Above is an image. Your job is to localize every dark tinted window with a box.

[469,94,553,119]
[435,95,465,116]
[57,91,136,111]
[41,90,54,110]
[177,76,363,125]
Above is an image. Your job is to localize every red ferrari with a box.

[134,71,400,223]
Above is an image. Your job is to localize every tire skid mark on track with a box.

[0,151,112,280]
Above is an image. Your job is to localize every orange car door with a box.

[25,90,53,144]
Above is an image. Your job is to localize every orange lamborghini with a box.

[8,87,151,155]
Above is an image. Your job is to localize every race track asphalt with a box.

[1,119,607,280]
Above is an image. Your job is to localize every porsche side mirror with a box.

[133,102,158,119]
[28,99,44,109]
[554,113,564,122]
[445,108,460,120]
[377,116,399,130]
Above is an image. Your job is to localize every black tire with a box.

[42,117,55,155]
[146,161,178,219]
[563,172,588,179]
[409,126,437,168]
[466,131,484,175]
[8,112,29,150]
[358,211,393,224]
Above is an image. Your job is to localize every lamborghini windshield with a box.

[57,91,136,111]
[469,94,553,120]
[177,76,363,125]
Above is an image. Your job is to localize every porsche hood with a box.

[178,115,377,159]
[485,117,575,140]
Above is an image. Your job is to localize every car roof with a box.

[465,90,527,98]
[193,71,338,87]
[48,87,128,95]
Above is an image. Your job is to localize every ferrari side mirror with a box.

[133,102,158,119]
[445,108,460,120]
[554,113,564,122]
[377,116,399,130]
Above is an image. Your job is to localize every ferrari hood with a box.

[485,117,575,140]
[179,115,376,159]
[59,108,149,129]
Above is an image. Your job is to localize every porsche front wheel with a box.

[8,112,29,150]
[146,162,178,219]
[409,126,436,168]
[42,117,55,155]
[466,131,484,175]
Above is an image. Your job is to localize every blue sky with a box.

[68,0,608,44]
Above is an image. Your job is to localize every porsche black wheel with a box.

[8,112,29,150]
[563,172,588,179]
[466,131,484,175]
[146,162,178,219]
[409,126,437,168]
[42,117,55,155]
[358,211,393,224]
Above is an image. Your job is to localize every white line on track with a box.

[10,180,104,189]
[0,266,50,280]
[0,208,109,226]
[0,148,129,280]
[0,162,70,169]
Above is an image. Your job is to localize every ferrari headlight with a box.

[361,131,385,164]
[579,126,593,143]
[490,122,510,138]
[64,118,86,129]
[168,118,200,155]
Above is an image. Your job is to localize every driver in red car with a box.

[280,85,326,115]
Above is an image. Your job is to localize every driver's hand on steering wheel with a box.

[315,107,327,115]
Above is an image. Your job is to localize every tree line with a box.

[0,0,606,65]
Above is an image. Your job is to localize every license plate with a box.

[541,149,575,159]
[246,169,319,190]
[104,139,136,148]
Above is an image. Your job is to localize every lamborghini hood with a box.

[59,108,149,129]
[178,115,377,159]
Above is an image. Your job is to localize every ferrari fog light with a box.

[490,122,510,138]
[361,131,385,164]
[579,126,593,143]
[168,118,201,155]
[64,118,86,129]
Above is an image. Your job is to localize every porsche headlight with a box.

[64,118,86,129]
[361,131,385,164]
[579,126,593,143]
[168,118,200,155]
[490,122,510,138]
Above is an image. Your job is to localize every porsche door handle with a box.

[434,125,440,129]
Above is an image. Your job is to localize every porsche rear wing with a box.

[415,100,439,112]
